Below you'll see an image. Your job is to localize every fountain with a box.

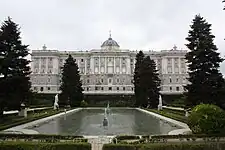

[106,102,110,114]
[103,103,110,126]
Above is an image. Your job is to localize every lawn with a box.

[146,108,188,123]
[0,108,71,131]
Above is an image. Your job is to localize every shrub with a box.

[0,142,91,150]
[80,100,88,107]
[188,104,225,134]
[115,135,140,140]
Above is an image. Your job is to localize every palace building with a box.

[30,35,188,96]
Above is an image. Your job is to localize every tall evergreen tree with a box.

[133,51,145,107]
[140,56,161,108]
[184,15,224,108]
[60,55,83,107]
[0,17,32,116]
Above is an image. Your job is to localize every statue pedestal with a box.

[185,111,190,117]
[158,105,162,111]
[19,108,27,118]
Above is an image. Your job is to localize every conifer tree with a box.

[140,56,161,108]
[185,15,224,108]
[60,55,83,107]
[133,51,145,107]
[0,17,32,116]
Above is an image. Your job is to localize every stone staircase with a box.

[86,136,113,150]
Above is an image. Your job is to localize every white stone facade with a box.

[30,37,188,95]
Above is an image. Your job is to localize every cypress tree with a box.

[60,55,83,107]
[140,56,161,108]
[184,15,224,108]
[133,51,145,107]
[0,17,32,117]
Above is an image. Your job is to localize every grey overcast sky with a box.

[1,0,225,73]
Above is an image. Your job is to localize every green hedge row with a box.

[115,135,140,140]
[113,134,225,144]
[103,143,225,150]
[0,133,84,140]
[0,142,91,150]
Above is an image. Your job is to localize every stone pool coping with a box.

[136,108,191,135]
[3,108,82,134]
[3,107,191,135]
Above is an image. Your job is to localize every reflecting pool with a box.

[29,108,181,135]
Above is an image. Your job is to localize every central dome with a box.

[101,34,120,49]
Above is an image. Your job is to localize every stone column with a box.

[172,58,175,74]
[120,57,122,74]
[90,57,94,74]
[84,58,87,75]
[114,57,116,74]
[178,58,181,74]
[105,57,107,73]
[127,57,131,74]
[99,56,100,74]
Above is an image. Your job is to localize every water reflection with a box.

[30,108,181,135]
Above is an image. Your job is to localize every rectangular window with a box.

[123,87,125,91]
[48,87,51,90]
[170,87,172,91]
[176,87,179,91]
[109,87,112,90]
[117,87,119,91]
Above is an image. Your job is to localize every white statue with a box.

[54,94,59,110]
[158,95,163,111]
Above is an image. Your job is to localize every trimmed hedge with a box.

[103,143,225,150]
[0,142,91,150]
[103,144,136,150]
[188,104,225,134]
[0,133,84,141]
[115,135,140,140]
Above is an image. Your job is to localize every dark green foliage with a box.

[188,104,225,134]
[134,51,145,107]
[0,142,91,150]
[139,143,225,150]
[60,55,83,107]
[103,143,225,150]
[0,17,32,116]
[140,56,161,108]
[184,15,225,108]
[115,135,140,140]
[80,100,88,107]
[133,51,161,108]
[0,133,84,141]
[103,144,136,150]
